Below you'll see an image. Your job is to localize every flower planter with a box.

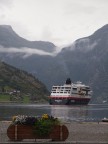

[7,124,69,141]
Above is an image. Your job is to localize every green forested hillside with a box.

[0,61,49,103]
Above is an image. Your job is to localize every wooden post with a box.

[60,125,62,141]
[15,125,17,141]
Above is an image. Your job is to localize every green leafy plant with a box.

[34,114,60,137]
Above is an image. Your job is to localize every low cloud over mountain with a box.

[0,25,65,57]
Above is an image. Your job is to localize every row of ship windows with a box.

[52,91,71,93]
[51,92,79,94]
[52,92,70,93]
[52,89,71,91]
[52,87,72,89]
[52,89,77,92]
[52,88,77,90]
[52,88,90,91]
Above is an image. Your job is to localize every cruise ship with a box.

[49,78,92,105]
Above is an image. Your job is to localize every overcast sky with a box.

[0,0,108,46]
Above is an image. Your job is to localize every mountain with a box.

[0,25,56,52]
[0,24,108,103]
[56,24,108,103]
[0,61,49,102]
[0,25,58,89]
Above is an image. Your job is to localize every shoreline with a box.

[0,121,108,143]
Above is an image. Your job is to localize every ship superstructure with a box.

[49,78,92,105]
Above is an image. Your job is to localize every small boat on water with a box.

[102,117,108,122]
[49,78,92,105]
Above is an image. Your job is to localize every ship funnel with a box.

[65,78,71,84]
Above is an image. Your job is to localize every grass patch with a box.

[0,94,10,102]
[23,96,30,103]
[0,94,30,103]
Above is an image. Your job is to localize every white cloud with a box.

[0,45,63,57]
[0,0,13,7]
[0,46,52,57]
[70,38,98,52]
